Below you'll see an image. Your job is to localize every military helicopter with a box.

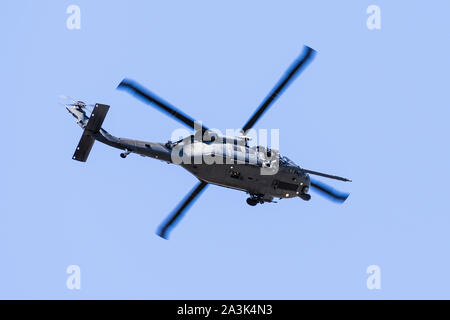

[65,45,351,239]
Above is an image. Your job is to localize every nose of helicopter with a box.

[294,169,311,195]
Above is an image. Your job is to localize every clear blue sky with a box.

[1,1,449,299]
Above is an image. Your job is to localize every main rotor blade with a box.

[310,178,349,203]
[241,45,316,134]
[157,180,208,239]
[118,78,209,132]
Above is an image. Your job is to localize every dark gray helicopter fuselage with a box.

[68,105,309,202]
[66,45,351,239]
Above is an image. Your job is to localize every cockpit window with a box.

[172,138,185,146]
[279,155,296,167]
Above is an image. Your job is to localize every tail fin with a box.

[72,104,110,162]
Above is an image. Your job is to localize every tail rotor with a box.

[59,95,95,111]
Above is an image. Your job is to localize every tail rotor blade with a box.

[117,78,209,132]
[59,95,77,104]
[310,178,349,203]
[157,181,208,239]
[241,45,316,134]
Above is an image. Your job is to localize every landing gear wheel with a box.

[246,198,258,206]
[299,193,311,201]
[120,149,131,159]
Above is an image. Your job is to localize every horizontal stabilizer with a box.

[72,104,110,162]
[85,104,110,132]
[73,131,95,162]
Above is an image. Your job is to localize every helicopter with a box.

[65,45,351,239]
